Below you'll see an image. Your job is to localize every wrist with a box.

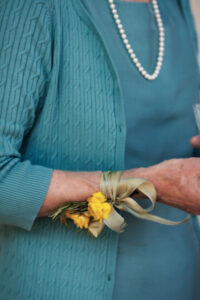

[121,167,147,179]
[79,170,102,193]
[121,167,157,198]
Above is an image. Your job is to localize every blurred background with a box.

[191,0,200,64]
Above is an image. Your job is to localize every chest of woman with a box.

[20,0,199,172]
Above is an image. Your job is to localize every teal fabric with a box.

[0,0,200,299]
[82,1,200,299]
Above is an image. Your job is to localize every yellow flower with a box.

[65,210,74,218]
[88,201,112,223]
[87,192,107,203]
[62,192,111,230]
[65,211,90,229]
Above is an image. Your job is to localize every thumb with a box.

[190,135,200,148]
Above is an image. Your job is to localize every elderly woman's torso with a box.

[0,0,200,299]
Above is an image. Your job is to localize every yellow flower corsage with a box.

[49,171,190,238]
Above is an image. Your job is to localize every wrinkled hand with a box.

[124,157,200,215]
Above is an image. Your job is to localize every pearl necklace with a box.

[108,0,165,80]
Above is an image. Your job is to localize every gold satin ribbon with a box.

[88,171,190,238]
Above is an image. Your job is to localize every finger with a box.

[190,135,200,148]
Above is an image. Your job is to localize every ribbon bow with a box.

[88,171,190,237]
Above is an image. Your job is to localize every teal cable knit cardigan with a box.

[0,0,199,299]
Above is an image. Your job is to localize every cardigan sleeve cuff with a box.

[0,160,53,231]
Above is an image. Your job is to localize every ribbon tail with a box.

[103,206,127,233]
[123,205,191,225]
[88,220,105,238]
[121,196,154,214]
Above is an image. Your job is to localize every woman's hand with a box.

[123,158,200,215]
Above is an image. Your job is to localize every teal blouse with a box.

[82,0,200,299]
[0,0,200,299]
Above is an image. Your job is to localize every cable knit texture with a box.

[0,0,199,299]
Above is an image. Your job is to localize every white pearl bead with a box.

[128,48,133,55]
[123,39,129,45]
[141,70,147,77]
[153,4,158,11]
[156,15,162,22]
[154,70,159,76]
[136,61,141,68]
[130,53,136,59]
[145,74,151,80]
[157,20,162,27]
[160,36,164,42]
[159,46,164,52]
[159,28,164,35]
[126,44,131,50]
[160,41,164,47]
[157,61,162,68]
[155,66,161,73]
[154,8,159,15]
[138,66,144,72]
